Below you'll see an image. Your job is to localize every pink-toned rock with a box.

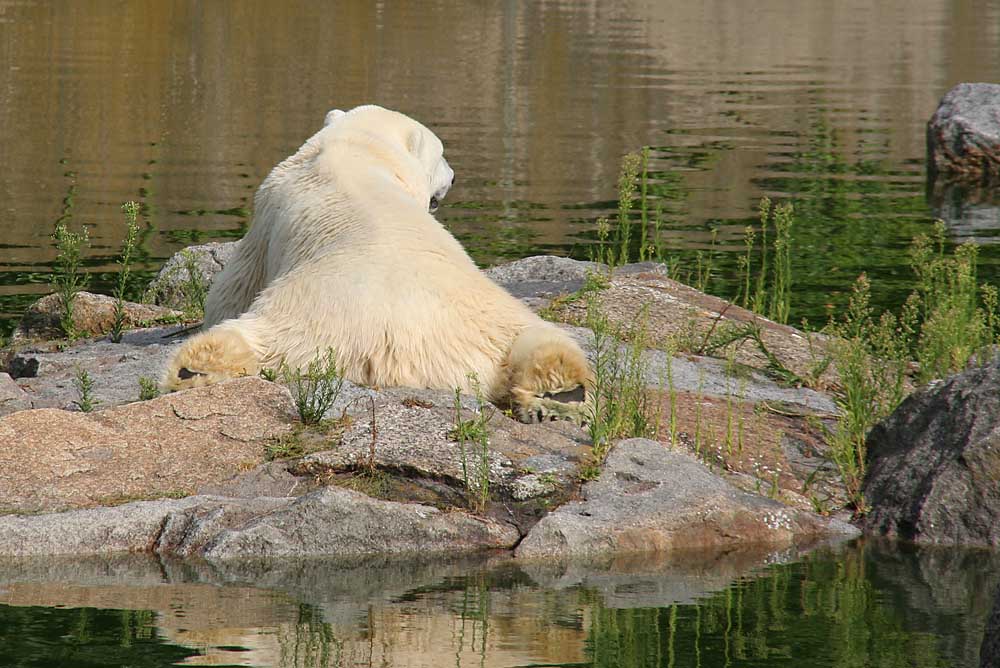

[0,377,295,513]
[12,291,183,342]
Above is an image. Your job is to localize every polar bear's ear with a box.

[406,128,425,156]
[324,109,347,126]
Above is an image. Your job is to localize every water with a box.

[2,2,1000,664]
[2,1,1000,334]
[0,541,995,667]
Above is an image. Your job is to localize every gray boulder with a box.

[862,357,1000,546]
[928,83,1000,186]
[145,241,238,310]
[515,438,858,559]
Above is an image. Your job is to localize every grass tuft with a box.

[449,375,493,512]
[281,349,346,426]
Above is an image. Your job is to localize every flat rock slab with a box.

[0,488,519,559]
[3,325,187,415]
[306,387,590,502]
[516,438,858,559]
[0,377,295,513]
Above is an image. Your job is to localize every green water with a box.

[0,541,994,667]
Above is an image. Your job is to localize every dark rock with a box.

[928,83,1000,189]
[862,357,1000,546]
[516,438,858,559]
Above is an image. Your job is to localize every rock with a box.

[861,357,1000,546]
[0,377,295,513]
[190,487,520,559]
[0,497,204,556]
[515,438,858,559]
[0,488,519,559]
[304,386,589,504]
[486,255,601,305]
[0,372,31,416]
[145,241,238,310]
[5,325,186,410]
[12,292,182,342]
[551,265,841,391]
[927,83,1000,187]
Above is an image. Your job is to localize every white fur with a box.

[165,105,590,416]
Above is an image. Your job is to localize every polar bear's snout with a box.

[428,157,455,213]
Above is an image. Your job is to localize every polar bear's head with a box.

[323,105,454,214]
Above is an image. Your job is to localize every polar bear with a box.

[162,105,592,423]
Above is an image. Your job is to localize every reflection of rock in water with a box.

[0,546,803,667]
[930,185,1000,244]
[864,540,1000,668]
[983,585,1000,668]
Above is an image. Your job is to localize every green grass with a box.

[281,349,346,426]
[109,202,141,343]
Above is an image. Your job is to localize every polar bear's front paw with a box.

[512,385,591,426]
[162,327,260,392]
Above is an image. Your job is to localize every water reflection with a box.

[0,541,994,667]
[1,1,999,330]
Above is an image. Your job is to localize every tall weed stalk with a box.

[110,201,141,342]
[52,222,90,338]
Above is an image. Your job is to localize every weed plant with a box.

[281,349,346,425]
[110,202,141,343]
[52,222,90,338]
[73,366,97,412]
[449,375,493,512]
[137,376,159,401]
[583,300,654,477]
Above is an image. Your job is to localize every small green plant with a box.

[110,201,142,343]
[73,366,97,412]
[281,348,346,425]
[448,375,493,512]
[52,222,90,338]
[582,300,653,477]
[137,376,160,401]
[259,367,278,382]
[742,197,794,324]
